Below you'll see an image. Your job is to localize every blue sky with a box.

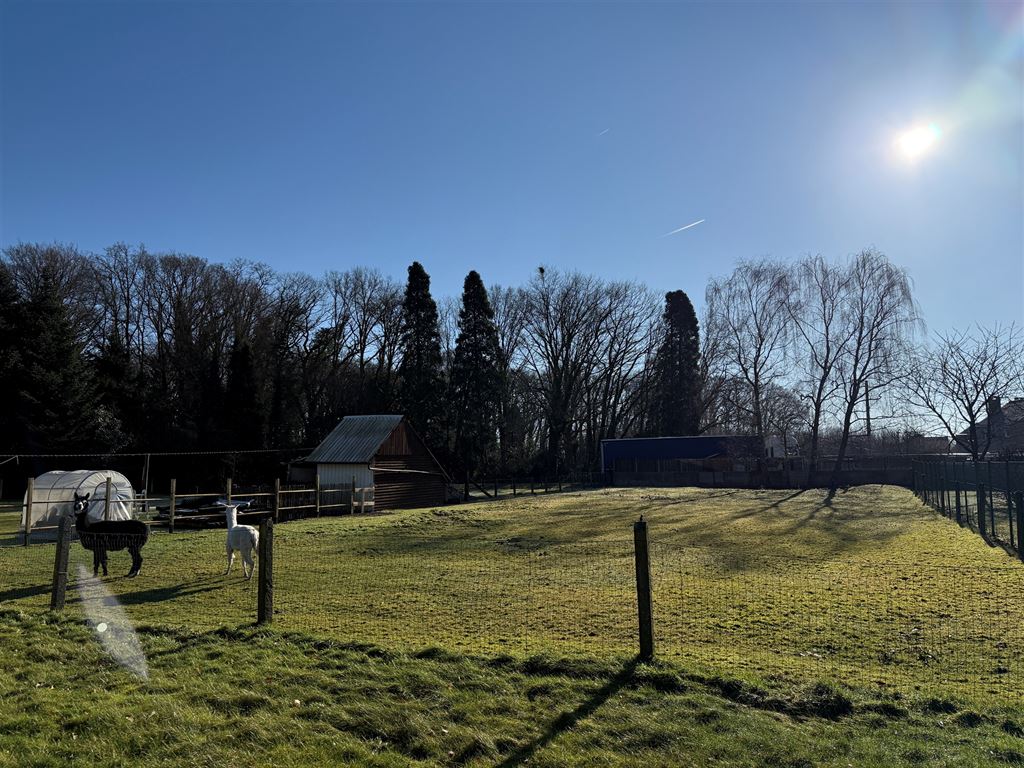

[1,1,1021,331]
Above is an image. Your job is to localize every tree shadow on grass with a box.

[496,657,639,767]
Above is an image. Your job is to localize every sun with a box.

[896,123,941,161]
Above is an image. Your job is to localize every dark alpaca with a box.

[73,492,149,577]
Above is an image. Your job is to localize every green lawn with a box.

[0,485,1022,766]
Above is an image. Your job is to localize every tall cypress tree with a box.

[651,290,701,436]
[451,270,501,496]
[397,262,444,445]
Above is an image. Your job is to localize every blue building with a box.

[600,435,766,472]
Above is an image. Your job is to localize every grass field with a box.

[0,485,1022,766]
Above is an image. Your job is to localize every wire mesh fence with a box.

[273,532,636,657]
[648,543,1023,703]
[913,458,1024,553]
[2,513,1023,705]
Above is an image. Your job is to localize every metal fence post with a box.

[50,514,73,611]
[257,518,274,625]
[273,478,281,522]
[1015,491,1024,561]
[23,477,34,547]
[955,482,962,525]
[633,516,655,662]
[104,477,112,522]
[977,484,987,538]
[169,478,177,533]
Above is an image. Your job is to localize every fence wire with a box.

[273,532,636,657]
[914,458,1024,552]
[2,518,1022,704]
[649,543,1023,703]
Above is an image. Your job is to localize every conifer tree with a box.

[13,267,99,451]
[0,264,22,452]
[651,290,701,436]
[450,270,501,496]
[397,262,444,445]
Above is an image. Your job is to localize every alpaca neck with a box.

[226,506,238,529]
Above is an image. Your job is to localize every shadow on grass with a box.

[0,583,50,602]
[60,578,229,607]
[496,657,639,767]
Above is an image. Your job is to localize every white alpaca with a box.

[222,503,259,580]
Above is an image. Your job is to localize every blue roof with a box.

[600,435,761,470]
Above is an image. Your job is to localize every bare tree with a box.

[584,281,658,462]
[705,259,794,443]
[523,268,612,472]
[490,285,530,470]
[828,249,918,492]
[788,254,854,474]
[903,325,1024,459]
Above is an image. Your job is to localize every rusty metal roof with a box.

[305,414,404,464]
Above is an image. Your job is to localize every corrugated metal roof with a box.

[306,415,405,464]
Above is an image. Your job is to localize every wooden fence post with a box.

[955,482,962,525]
[633,516,655,662]
[50,514,73,611]
[23,477,34,547]
[350,479,356,514]
[359,488,366,513]
[315,474,321,517]
[257,517,274,625]
[273,478,281,523]
[1015,491,1023,562]
[977,484,987,538]
[169,478,177,533]
[512,475,517,497]
[104,476,112,522]
[494,477,499,499]
[226,477,233,504]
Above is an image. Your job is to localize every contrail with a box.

[661,218,705,237]
[597,128,610,136]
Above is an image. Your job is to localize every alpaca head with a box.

[73,492,91,519]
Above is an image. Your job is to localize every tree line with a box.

[1,242,1021,487]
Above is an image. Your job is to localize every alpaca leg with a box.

[225,548,235,575]
[128,546,142,578]
[243,550,254,580]
[101,550,109,577]
[92,549,100,577]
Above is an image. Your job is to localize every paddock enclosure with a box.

[2,485,1023,708]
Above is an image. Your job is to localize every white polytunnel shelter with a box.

[23,470,136,539]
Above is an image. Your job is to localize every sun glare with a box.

[896,123,941,161]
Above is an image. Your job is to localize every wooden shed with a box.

[293,415,450,511]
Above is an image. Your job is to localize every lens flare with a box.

[897,123,941,160]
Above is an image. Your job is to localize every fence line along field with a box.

[2,485,1022,712]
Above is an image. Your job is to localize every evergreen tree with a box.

[0,264,22,452]
[12,267,100,451]
[397,262,444,445]
[651,290,701,436]
[450,271,501,496]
